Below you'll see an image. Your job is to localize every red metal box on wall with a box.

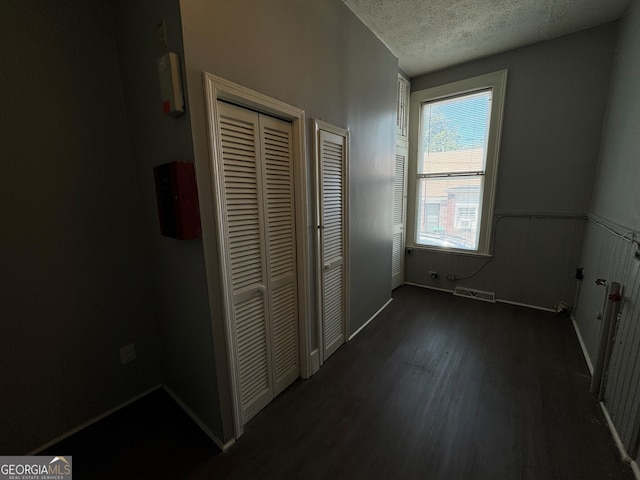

[153,161,202,240]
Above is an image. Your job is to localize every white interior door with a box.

[315,121,348,362]
[217,101,299,425]
[392,148,407,289]
[392,74,409,290]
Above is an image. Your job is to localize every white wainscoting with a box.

[404,214,585,311]
[574,216,640,462]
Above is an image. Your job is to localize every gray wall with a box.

[110,0,222,439]
[406,24,618,310]
[0,0,162,454]
[590,1,640,232]
[573,0,640,460]
[179,0,398,440]
[0,0,398,451]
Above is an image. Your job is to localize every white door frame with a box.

[313,119,350,366]
[203,73,312,439]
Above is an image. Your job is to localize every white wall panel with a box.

[574,219,640,456]
[406,216,585,310]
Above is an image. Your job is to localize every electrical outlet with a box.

[120,343,136,364]
[447,274,457,281]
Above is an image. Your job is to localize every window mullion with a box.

[418,171,486,179]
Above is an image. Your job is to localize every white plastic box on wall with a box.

[157,51,185,117]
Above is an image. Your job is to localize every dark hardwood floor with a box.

[47,286,634,479]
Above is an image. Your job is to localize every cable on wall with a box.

[451,213,587,281]
[589,214,640,256]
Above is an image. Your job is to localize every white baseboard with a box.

[27,384,163,455]
[310,349,320,375]
[600,401,632,464]
[495,298,555,312]
[404,282,557,313]
[599,401,640,479]
[404,282,454,294]
[28,384,234,456]
[571,316,594,375]
[163,385,233,452]
[348,297,393,341]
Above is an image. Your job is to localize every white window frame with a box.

[407,70,508,256]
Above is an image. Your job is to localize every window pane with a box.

[416,176,483,250]
[419,90,491,175]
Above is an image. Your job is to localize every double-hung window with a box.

[408,70,507,255]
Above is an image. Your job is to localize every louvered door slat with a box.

[323,265,344,351]
[218,101,273,424]
[271,283,298,385]
[260,117,299,396]
[392,147,408,289]
[394,153,405,225]
[392,231,403,275]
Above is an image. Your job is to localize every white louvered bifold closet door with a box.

[391,149,407,289]
[217,101,298,425]
[392,74,409,290]
[318,129,346,360]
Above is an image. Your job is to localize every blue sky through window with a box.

[427,90,491,150]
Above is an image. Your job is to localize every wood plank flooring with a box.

[47,286,634,479]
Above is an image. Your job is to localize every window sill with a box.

[406,244,492,259]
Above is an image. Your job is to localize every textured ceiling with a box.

[343,0,631,77]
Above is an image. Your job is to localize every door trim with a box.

[313,119,350,366]
[203,73,312,439]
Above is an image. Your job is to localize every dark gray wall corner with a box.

[0,0,162,454]
[109,0,223,439]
